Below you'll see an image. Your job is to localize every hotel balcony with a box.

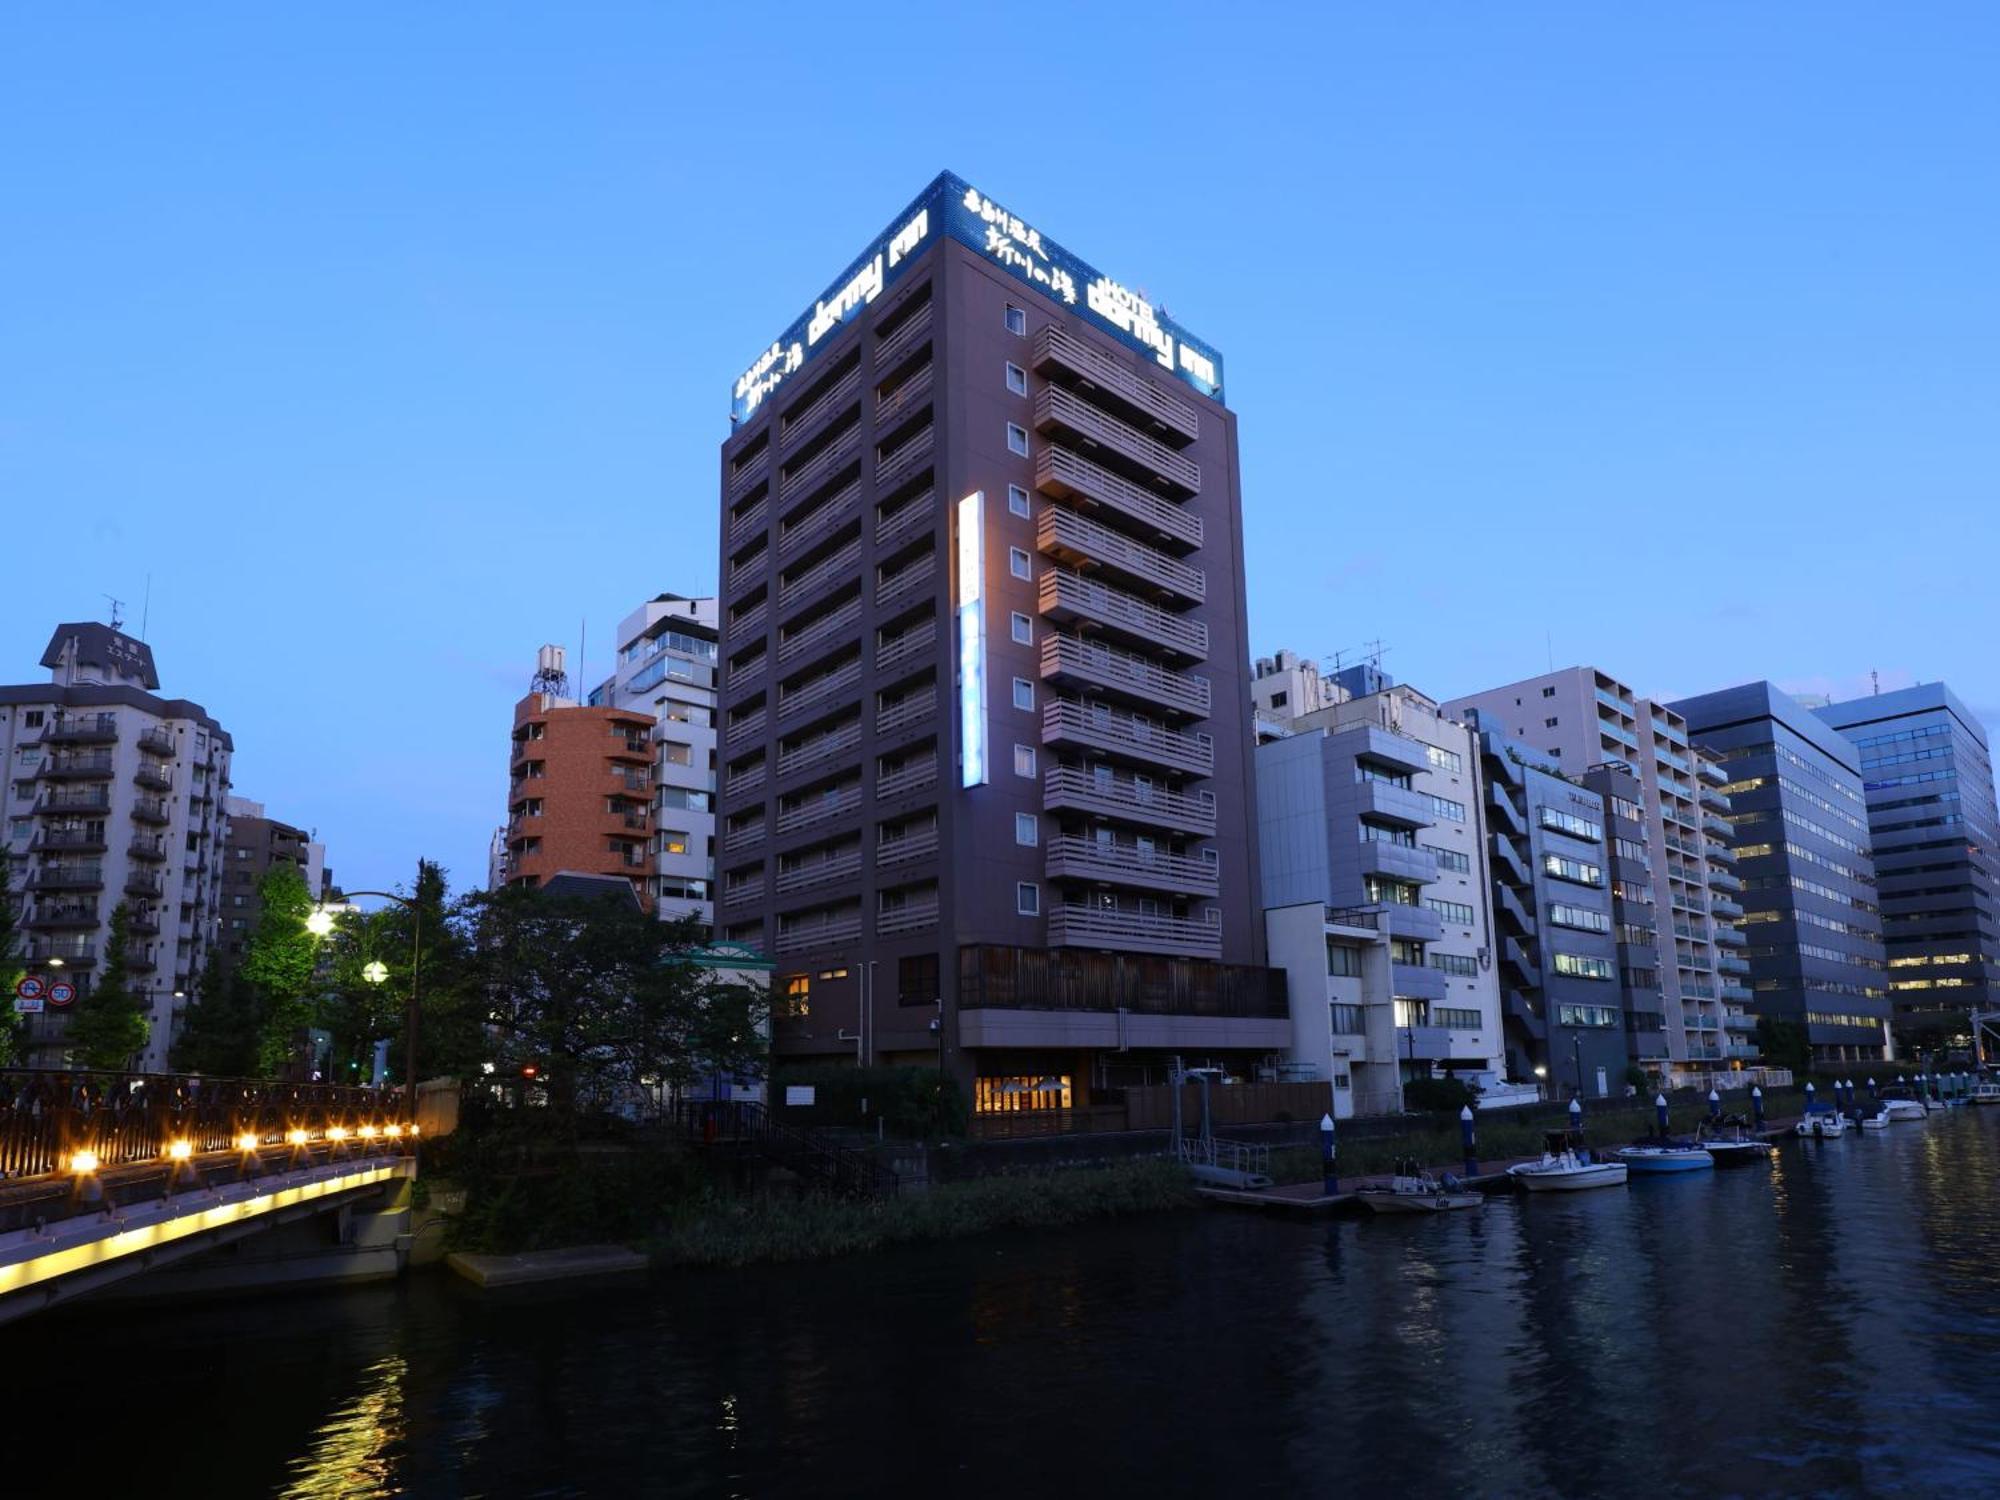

[1035,445,1201,553]
[1042,765,1215,837]
[1033,386,1199,496]
[40,714,118,745]
[40,754,115,781]
[1046,903,1221,959]
[727,443,770,501]
[720,872,765,908]
[776,781,863,836]
[875,488,937,549]
[873,295,932,368]
[777,590,862,663]
[727,491,769,547]
[877,820,939,867]
[1044,835,1220,899]
[875,754,938,801]
[777,480,860,565]
[1042,699,1213,776]
[776,719,862,779]
[774,907,863,957]
[777,659,862,724]
[1038,569,1207,661]
[873,361,932,432]
[721,819,768,854]
[1037,504,1205,606]
[779,422,861,502]
[781,362,861,448]
[1032,324,1200,445]
[723,707,767,750]
[875,616,938,675]
[873,424,935,493]
[725,760,768,800]
[1039,634,1209,719]
[876,685,937,737]
[876,551,937,610]
[728,652,768,694]
[775,843,863,895]
[876,891,940,937]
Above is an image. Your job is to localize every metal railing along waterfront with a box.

[675,1099,895,1199]
[0,1071,415,1231]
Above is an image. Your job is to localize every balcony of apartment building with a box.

[1045,834,1220,900]
[1042,699,1213,777]
[1032,385,1199,497]
[605,724,654,764]
[727,587,770,646]
[124,868,165,901]
[721,811,769,855]
[1042,764,1215,838]
[1355,773,1434,831]
[1036,505,1205,607]
[1714,925,1746,947]
[127,908,163,937]
[40,713,119,745]
[1722,983,1754,1005]
[1035,445,1201,553]
[1046,901,1221,960]
[774,902,863,957]
[722,699,768,754]
[130,795,171,826]
[1712,896,1744,919]
[39,753,115,781]
[956,943,1288,1054]
[775,774,863,838]
[1358,835,1440,889]
[26,900,98,930]
[1379,900,1445,944]
[1031,324,1201,446]
[1395,1022,1491,1064]
[719,862,766,910]
[29,863,104,893]
[876,882,940,937]
[25,937,96,968]
[135,726,176,758]
[1701,811,1732,840]
[723,752,768,802]
[1039,569,1206,660]
[1707,867,1743,893]
[30,826,106,855]
[1039,634,1209,720]
[36,787,112,818]
[133,763,173,794]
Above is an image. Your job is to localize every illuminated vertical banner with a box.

[956,490,988,787]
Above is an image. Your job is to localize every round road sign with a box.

[15,976,44,1002]
[47,980,77,1008]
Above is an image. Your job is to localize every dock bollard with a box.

[1460,1104,1477,1179]
[1805,1081,1817,1116]
[1568,1096,1583,1146]
[1867,1076,1877,1103]
[1709,1088,1722,1124]
[1752,1086,1765,1128]
[1655,1093,1669,1137]
[1320,1112,1337,1195]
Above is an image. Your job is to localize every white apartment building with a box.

[1256,661,1507,1114]
[2,623,232,1070]
[1444,668,1746,1086]
[590,594,721,929]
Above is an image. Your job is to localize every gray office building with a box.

[1672,682,1890,1062]
[1815,684,2000,1046]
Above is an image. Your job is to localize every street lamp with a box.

[308,885,423,1108]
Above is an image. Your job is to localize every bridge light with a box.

[408,1125,420,1136]
[69,1150,100,1175]
[384,1125,403,1139]
[236,1133,261,1152]
[286,1129,310,1146]
[327,1127,349,1142]
[359,1126,378,1140]
[166,1140,192,1161]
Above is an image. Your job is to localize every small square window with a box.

[1008,484,1030,518]
[1015,813,1038,847]
[1005,362,1027,395]
[1009,547,1032,580]
[1016,882,1041,916]
[1014,745,1036,778]
[1006,423,1030,457]
[1011,612,1032,645]
[1004,305,1026,336]
[1013,678,1034,711]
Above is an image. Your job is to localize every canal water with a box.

[15,1111,1999,1498]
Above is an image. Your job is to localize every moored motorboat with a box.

[1614,1143,1715,1174]
[1796,1109,1847,1138]
[1970,1083,2000,1106]
[1508,1149,1628,1192]
[1856,1107,1891,1131]
[1879,1095,1929,1122]
[1696,1122,1774,1165]
[1357,1163,1484,1214]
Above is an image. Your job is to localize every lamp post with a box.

[310,879,422,1113]
[1571,1034,1585,1106]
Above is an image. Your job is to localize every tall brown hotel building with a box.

[716,173,1279,1118]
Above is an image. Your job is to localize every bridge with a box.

[0,1070,422,1325]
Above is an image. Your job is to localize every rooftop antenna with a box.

[1871,669,1880,696]
[530,644,570,698]
[104,594,125,631]
[1546,630,1554,673]
[140,574,152,639]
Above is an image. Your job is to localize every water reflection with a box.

[7,1115,1996,1498]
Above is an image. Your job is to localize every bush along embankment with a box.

[653,1157,1197,1269]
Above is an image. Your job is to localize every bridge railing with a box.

[0,1070,411,1185]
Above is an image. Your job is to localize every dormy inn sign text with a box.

[731,172,1224,423]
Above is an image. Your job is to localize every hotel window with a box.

[1004,304,1026,336]
[1013,678,1034,711]
[1008,483,1030,518]
[1005,361,1027,395]
[1015,813,1038,847]
[1007,423,1030,457]
[1011,612,1033,645]
[1016,881,1040,916]
[1010,546,1032,580]
[1014,744,1036,778]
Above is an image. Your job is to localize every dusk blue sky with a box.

[4,4,1996,894]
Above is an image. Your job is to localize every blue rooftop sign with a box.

[731,171,1225,424]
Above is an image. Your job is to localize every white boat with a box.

[1796,1111,1848,1138]
[1508,1150,1628,1192]
[1357,1168,1484,1214]
[1613,1144,1715,1174]
[1857,1108,1891,1131]
[1969,1083,2000,1106]
[1880,1097,1929,1122]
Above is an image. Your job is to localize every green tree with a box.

[170,956,267,1076]
[66,901,150,1069]
[243,866,321,1076]
[459,886,767,1130]
[0,853,27,1066]
[1756,1014,1810,1074]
